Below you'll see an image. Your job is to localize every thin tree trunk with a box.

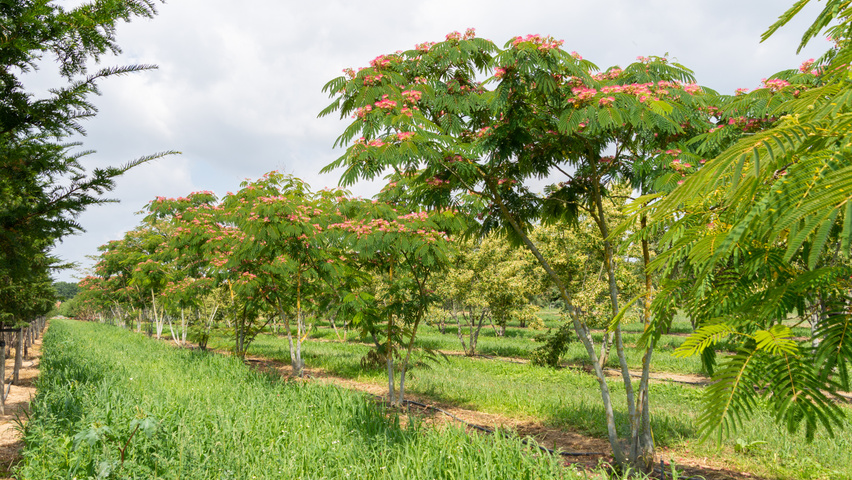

[627,214,658,470]
[279,306,297,372]
[329,312,342,341]
[489,188,627,465]
[181,308,188,345]
[398,315,422,404]
[294,272,304,376]
[0,336,5,415]
[631,341,655,469]
[167,315,179,345]
[470,310,488,356]
[151,289,163,340]
[386,310,395,406]
[13,328,23,384]
[455,312,468,354]
[593,190,638,456]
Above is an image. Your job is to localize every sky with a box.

[40,0,831,282]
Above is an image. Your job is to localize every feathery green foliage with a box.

[640,0,852,441]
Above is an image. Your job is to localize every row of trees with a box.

[314,1,851,471]
[74,177,648,372]
[74,173,466,405]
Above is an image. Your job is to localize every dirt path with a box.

[0,333,43,479]
[310,335,715,386]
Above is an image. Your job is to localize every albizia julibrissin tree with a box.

[320,29,716,470]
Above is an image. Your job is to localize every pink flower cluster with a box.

[683,84,700,94]
[476,126,492,138]
[397,131,415,141]
[799,58,818,75]
[445,28,476,42]
[566,80,703,106]
[402,90,422,102]
[592,68,622,81]
[762,78,790,92]
[363,73,384,86]
[572,86,597,101]
[370,54,397,69]
[354,137,387,148]
[725,116,773,132]
[399,211,428,221]
[354,105,372,119]
[416,41,436,52]
[426,177,450,187]
[511,34,564,51]
[375,94,397,110]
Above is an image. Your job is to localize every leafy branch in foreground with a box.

[640,0,852,442]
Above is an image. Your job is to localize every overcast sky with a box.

[41,0,830,282]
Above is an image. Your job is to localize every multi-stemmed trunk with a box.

[151,289,165,340]
[397,314,422,405]
[455,308,487,356]
[276,272,306,377]
[490,184,656,472]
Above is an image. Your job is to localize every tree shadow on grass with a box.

[543,399,697,448]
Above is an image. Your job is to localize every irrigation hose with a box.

[401,399,606,458]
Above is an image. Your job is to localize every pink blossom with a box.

[799,58,816,73]
[415,42,435,52]
[374,94,397,110]
[402,90,422,102]
[762,78,790,92]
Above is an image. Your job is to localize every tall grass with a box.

[18,319,576,479]
[207,327,852,480]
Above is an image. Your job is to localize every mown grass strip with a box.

[18,319,575,479]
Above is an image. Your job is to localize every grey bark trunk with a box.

[0,336,6,415]
[13,328,23,384]
[398,317,422,405]
[455,312,468,354]
[489,189,627,465]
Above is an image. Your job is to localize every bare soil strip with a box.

[0,334,42,479]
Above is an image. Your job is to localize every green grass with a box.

[19,319,578,479]
[207,321,852,480]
